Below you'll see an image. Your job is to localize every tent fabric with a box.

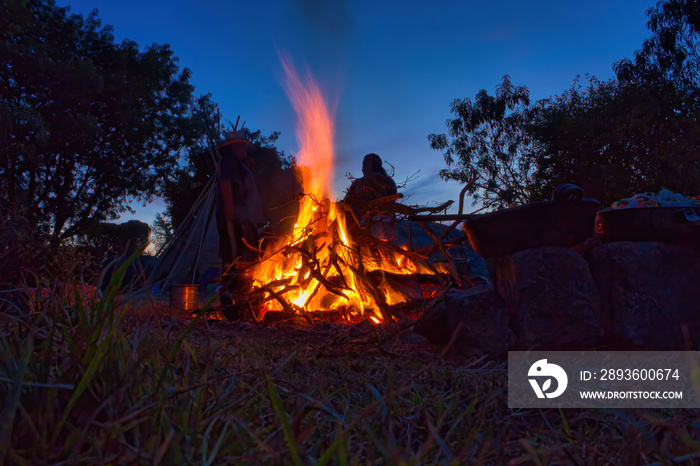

[149,176,223,292]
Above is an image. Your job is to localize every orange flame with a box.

[280,58,334,199]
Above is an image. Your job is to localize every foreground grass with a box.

[1,267,700,464]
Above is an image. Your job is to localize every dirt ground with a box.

[122,289,484,368]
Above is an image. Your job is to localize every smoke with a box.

[297,0,352,37]
[287,0,352,90]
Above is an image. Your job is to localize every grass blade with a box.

[203,420,229,466]
[0,335,32,456]
[267,376,303,466]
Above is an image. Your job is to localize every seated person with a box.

[343,153,397,218]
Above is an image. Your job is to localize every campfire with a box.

[242,59,456,323]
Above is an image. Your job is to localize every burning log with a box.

[233,201,466,324]
[365,270,445,286]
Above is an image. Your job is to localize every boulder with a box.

[414,286,514,358]
[413,301,451,345]
[589,242,700,350]
[507,247,603,349]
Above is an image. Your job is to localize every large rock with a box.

[413,302,451,346]
[507,247,603,349]
[414,287,514,358]
[590,242,700,350]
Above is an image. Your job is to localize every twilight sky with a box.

[61,0,656,224]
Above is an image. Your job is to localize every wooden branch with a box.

[414,221,460,283]
[457,178,477,216]
[407,199,455,214]
[367,193,404,208]
[256,284,299,301]
[301,281,323,310]
[365,270,445,286]
[241,236,263,253]
[344,260,394,322]
[289,246,350,299]
[249,277,292,290]
[258,284,312,324]
[368,238,444,279]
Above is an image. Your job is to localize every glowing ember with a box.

[249,57,444,322]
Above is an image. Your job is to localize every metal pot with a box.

[170,284,199,311]
[462,197,601,258]
[594,207,700,244]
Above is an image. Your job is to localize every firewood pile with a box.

[224,194,474,324]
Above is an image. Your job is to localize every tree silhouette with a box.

[530,74,700,206]
[532,0,700,206]
[429,76,537,210]
[433,0,700,208]
[615,0,700,90]
[0,0,201,245]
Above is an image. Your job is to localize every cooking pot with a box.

[594,207,700,243]
[462,195,601,258]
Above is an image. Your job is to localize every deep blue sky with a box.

[61,0,656,224]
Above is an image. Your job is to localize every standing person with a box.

[216,130,266,268]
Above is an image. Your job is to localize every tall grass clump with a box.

[0,256,229,463]
[2,253,700,464]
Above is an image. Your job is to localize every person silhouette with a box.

[343,153,397,218]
